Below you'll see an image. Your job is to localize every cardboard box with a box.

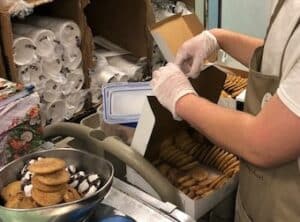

[0,41,7,79]
[150,14,204,62]
[128,66,238,219]
[85,0,155,61]
[0,0,94,87]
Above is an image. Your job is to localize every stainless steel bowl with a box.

[0,148,114,222]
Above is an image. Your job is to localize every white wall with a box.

[219,0,275,70]
[221,0,274,38]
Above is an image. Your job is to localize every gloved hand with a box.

[175,30,219,78]
[150,63,197,120]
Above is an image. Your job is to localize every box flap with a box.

[132,65,226,157]
[150,14,203,62]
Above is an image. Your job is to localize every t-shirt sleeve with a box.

[277,61,300,117]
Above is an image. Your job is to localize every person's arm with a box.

[176,94,300,168]
[210,29,264,67]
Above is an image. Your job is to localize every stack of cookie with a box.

[154,129,239,200]
[222,73,248,98]
[28,158,79,207]
[0,157,82,208]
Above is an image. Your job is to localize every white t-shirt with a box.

[261,0,300,117]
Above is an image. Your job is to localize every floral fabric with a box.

[0,92,44,167]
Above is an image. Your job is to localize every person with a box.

[150,0,300,221]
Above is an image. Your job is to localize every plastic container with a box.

[102,82,152,124]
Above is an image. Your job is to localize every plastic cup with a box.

[61,68,84,95]
[13,23,56,58]
[63,46,82,70]
[13,35,36,65]
[46,100,66,123]
[18,62,44,86]
[41,57,65,82]
[26,16,81,47]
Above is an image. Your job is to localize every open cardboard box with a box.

[0,0,93,86]
[128,66,239,219]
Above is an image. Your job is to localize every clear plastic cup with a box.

[26,16,81,47]
[13,35,36,65]
[13,23,56,58]
[18,62,44,86]
[41,57,65,82]
[65,90,87,119]
[46,100,66,123]
[63,46,82,70]
[61,68,84,95]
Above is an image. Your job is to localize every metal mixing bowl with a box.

[0,148,114,222]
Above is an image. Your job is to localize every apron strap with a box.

[264,0,285,41]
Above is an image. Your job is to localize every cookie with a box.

[180,161,200,171]
[224,161,240,174]
[158,163,171,176]
[32,176,67,193]
[219,155,237,172]
[225,167,240,177]
[221,156,238,169]
[187,190,196,199]
[187,143,201,156]
[5,193,37,209]
[197,176,218,188]
[176,155,194,167]
[189,167,208,182]
[1,181,22,201]
[63,186,81,203]
[202,146,217,164]
[28,158,66,174]
[180,179,197,188]
[209,175,227,189]
[32,188,64,207]
[177,175,192,184]
[211,150,227,169]
[197,145,211,162]
[195,187,212,196]
[207,147,222,166]
[35,169,70,186]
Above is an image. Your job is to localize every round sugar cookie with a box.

[35,170,70,186]
[28,158,66,174]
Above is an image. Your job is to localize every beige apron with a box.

[236,1,300,221]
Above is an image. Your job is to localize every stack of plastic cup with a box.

[12,16,85,123]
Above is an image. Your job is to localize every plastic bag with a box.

[0,0,33,18]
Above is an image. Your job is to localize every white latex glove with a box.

[175,30,219,78]
[150,63,197,120]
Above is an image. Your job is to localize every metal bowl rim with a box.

[0,148,114,212]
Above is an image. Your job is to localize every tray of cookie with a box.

[153,128,239,201]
